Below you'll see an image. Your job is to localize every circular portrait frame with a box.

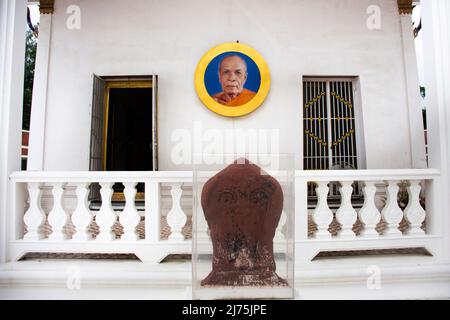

[195,42,271,118]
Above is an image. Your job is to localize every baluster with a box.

[374,183,387,211]
[145,181,160,241]
[167,183,187,241]
[312,181,333,239]
[96,182,115,241]
[71,183,92,240]
[381,180,403,236]
[358,181,381,237]
[47,183,68,240]
[335,181,357,238]
[23,182,46,240]
[404,180,426,235]
[274,210,287,241]
[120,182,140,241]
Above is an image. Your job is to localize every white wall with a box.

[39,0,414,171]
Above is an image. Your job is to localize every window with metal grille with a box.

[303,77,362,204]
[303,78,359,170]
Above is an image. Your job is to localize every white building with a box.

[0,0,449,299]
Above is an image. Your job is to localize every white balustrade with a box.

[312,181,333,239]
[96,182,116,241]
[166,183,187,241]
[47,183,68,240]
[23,182,46,240]
[381,180,404,236]
[335,181,357,238]
[358,181,381,237]
[7,169,439,263]
[120,182,140,241]
[404,180,426,235]
[71,183,92,241]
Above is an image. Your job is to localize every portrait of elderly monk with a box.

[212,54,257,107]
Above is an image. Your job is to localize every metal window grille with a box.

[303,78,361,202]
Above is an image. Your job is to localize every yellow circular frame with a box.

[195,42,271,118]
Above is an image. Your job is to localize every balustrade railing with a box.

[8,169,441,264]
[9,171,192,263]
[295,169,441,263]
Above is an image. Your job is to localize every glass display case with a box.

[192,154,295,299]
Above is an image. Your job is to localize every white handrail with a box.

[295,169,440,181]
[10,169,440,183]
[9,171,193,183]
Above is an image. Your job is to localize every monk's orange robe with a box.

[217,89,256,107]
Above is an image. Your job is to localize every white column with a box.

[0,0,27,262]
[422,0,450,261]
[399,10,428,168]
[27,12,52,170]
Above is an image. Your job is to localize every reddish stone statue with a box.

[201,158,288,287]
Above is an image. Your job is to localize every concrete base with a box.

[0,259,449,300]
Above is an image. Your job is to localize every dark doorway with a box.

[106,88,153,171]
[89,76,158,207]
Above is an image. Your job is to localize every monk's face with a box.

[218,56,248,98]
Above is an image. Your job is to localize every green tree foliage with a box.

[22,27,37,131]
